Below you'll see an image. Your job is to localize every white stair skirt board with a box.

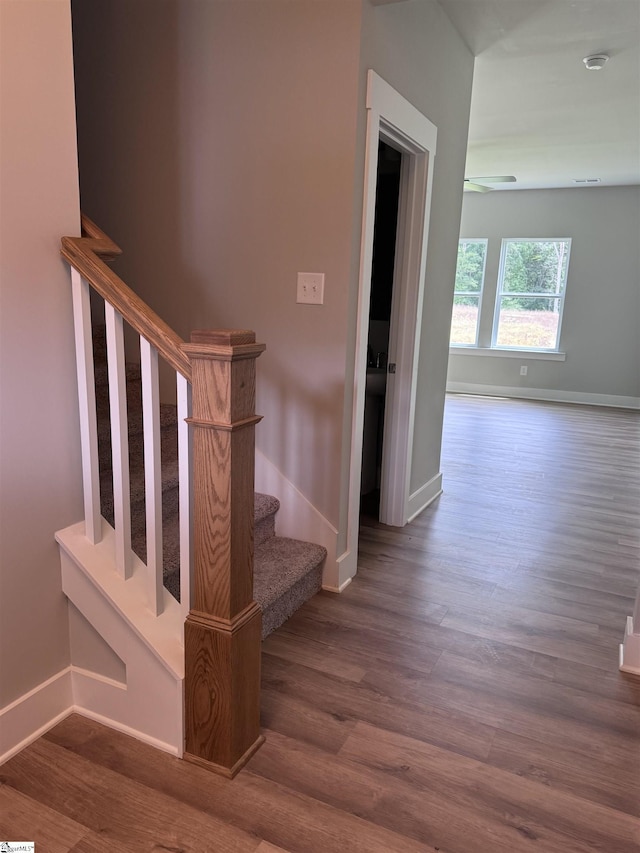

[0,668,73,765]
[56,519,184,756]
[407,472,443,523]
[333,550,357,593]
[254,448,342,590]
[620,617,640,677]
[447,382,640,411]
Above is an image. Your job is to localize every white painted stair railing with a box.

[59,215,266,777]
[70,264,193,617]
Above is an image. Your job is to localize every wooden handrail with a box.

[79,213,123,260]
[63,216,267,777]
[61,219,192,381]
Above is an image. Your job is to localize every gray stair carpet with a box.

[92,324,326,637]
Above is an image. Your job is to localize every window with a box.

[450,239,487,346]
[493,239,571,351]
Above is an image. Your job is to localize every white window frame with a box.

[491,237,572,353]
[450,238,487,348]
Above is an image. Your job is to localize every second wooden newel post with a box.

[182,329,266,777]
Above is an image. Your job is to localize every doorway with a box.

[340,71,437,590]
[360,141,402,521]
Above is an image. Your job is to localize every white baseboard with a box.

[619,616,640,676]
[0,665,181,766]
[332,547,358,591]
[407,473,443,522]
[71,666,181,757]
[255,448,340,587]
[447,382,640,410]
[0,667,73,765]
[322,576,353,594]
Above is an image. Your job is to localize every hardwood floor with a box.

[2,394,639,851]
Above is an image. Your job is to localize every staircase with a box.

[57,215,327,776]
[94,328,326,639]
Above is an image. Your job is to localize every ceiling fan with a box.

[464,175,517,193]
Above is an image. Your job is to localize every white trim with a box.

[407,472,443,522]
[379,124,435,528]
[254,448,339,587]
[70,668,182,757]
[105,304,132,579]
[72,704,182,757]
[177,374,192,618]
[619,616,640,676]
[56,520,184,677]
[450,347,566,361]
[446,382,640,410]
[451,239,488,348]
[57,528,184,754]
[0,665,181,765]
[322,576,353,594]
[71,665,126,691]
[0,668,73,765]
[70,270,101,544]
[140,338,164,616]
[334,548,358,590]
[347,70,438,587]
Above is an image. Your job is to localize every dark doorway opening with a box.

[360,140,402,522]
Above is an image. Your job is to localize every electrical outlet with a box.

[297,272,325,305]
[520,366,528,376]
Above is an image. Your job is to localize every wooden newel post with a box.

[182,329,266,777]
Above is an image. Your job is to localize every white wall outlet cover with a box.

[297,272,325,305]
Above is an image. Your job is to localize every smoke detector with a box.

[583,54,609,70]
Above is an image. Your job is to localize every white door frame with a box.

[345,71,437,574]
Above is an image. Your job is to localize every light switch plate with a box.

[297,272,325,305]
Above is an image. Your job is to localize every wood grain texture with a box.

[3,396,639,851]
[184,330,265,776]
[1,737,261,852]
[61,224,191,379]
[79,212,122,261]
[184,604,263,773]
[0,784,86,852]
[186,333,264,618]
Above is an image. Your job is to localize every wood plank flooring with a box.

[2,394,639,852]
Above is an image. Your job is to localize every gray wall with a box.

[0,0,81,706]
[74,0,362,528]
[358,0,474,500]
[73,0,473,554]
[449,186,640,402]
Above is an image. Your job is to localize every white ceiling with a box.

[437,0,640,190]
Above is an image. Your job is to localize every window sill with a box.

[449,347,566,362]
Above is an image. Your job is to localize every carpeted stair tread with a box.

[253,537,326,611]
[254,537,326,639]
[99,422,180,522]
[254,492,280,523]
[106,489,281,575]
[254,492,280,548]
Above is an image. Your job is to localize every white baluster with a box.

[105,303,132,578]
[70,269,102,544]
[177,373,192,617]
[141,337,163,614]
